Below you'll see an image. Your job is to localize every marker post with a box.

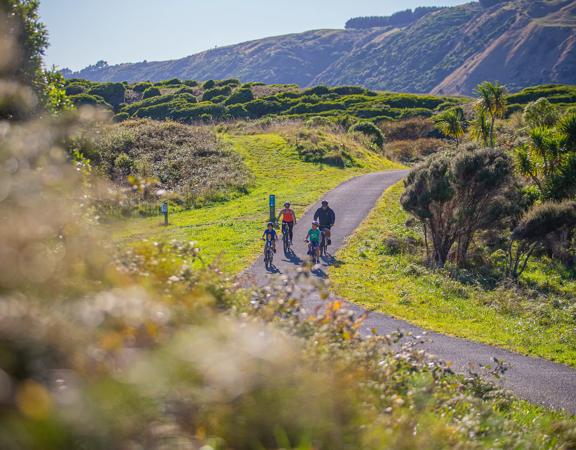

[161,202,169,226]
[269,194,276,225]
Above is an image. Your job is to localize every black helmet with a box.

[284,202,291,207]
[321,200,329,205]
[267,221,274,226]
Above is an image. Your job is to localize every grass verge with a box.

[331,182,576,366]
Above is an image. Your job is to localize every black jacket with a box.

[314,207,335,228]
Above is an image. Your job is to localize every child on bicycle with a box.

[261,221,277,253]
[277,201,297,243]
[305,220,321,259]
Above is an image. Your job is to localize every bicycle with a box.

[263,239,274,269]
[319,226,332,258]
[281,222,291,253]
[306,240,320,265]
[319,230,328,258]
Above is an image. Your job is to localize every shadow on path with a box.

[281,248,304,266]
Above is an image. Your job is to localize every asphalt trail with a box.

[244,170,576,415]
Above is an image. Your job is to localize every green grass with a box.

[331,182,576,367]
[115,132,403,273]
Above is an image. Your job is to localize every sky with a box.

[40,0,470,71]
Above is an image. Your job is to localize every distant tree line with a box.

[345,7,444,30]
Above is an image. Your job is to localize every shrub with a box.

[113,152,133,173]
[163,78,182,86]
[245,99,283,118]
[65,83,85,95]
[227,104,248,118]
[386,138,444,163]
[69,93,111,108]
[202,86,232,102]
[87,82,126,108]
[507,201,576,279]
[513,201,576,242]
[225,88,254,105]
[306,116,336,128]
[303,85,331,96]
[349,121,385,148]
[87,119,252,208]
[203,80,216,89]
[183,80,198,87]
[523,98,560,129]
[171,103,227,122]
[379,117,437,141]
[331,86,368,96]
[142,86,161,99]
[401,148,518,267]
[217,78,241,87]
[175,86,197,96]
[132,82,152,93]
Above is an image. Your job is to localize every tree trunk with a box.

[423,221,430,264]
[489,115,495,148]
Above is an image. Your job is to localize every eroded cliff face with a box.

[431,1,576,94]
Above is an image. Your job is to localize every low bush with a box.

[225,87,254,105]
[65,83,86,95]
[175,86,197,96]
[386,138,445,163]
[379,117,438,141]
[142,86,161,99]
[349,121,385,148]
[217,78,241,87]
[87,82,126,108]
[69,93,111,108]
[132,81,152,93]
[303,85,331,96]
[84,119,253,210]
[331,86,369,96]
[202,86,233,102]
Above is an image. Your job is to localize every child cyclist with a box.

[277,201,297,243]
[305,220,321,260]
[261,221,278,253]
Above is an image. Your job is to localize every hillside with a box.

[65,0,576,95]
[65,77,576,127]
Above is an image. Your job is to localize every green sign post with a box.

[269,194,276,224]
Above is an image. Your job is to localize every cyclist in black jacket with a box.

[314,200,335,245]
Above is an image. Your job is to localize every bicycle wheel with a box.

[283,233,289,254]
[264,247,270,268]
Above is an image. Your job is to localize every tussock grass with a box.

[86,119,253,213]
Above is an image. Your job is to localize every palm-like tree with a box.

[434,107,466,149]
[470,106,490,146]
[475,81,507,147]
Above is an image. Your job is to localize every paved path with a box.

[244,170,576,415]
